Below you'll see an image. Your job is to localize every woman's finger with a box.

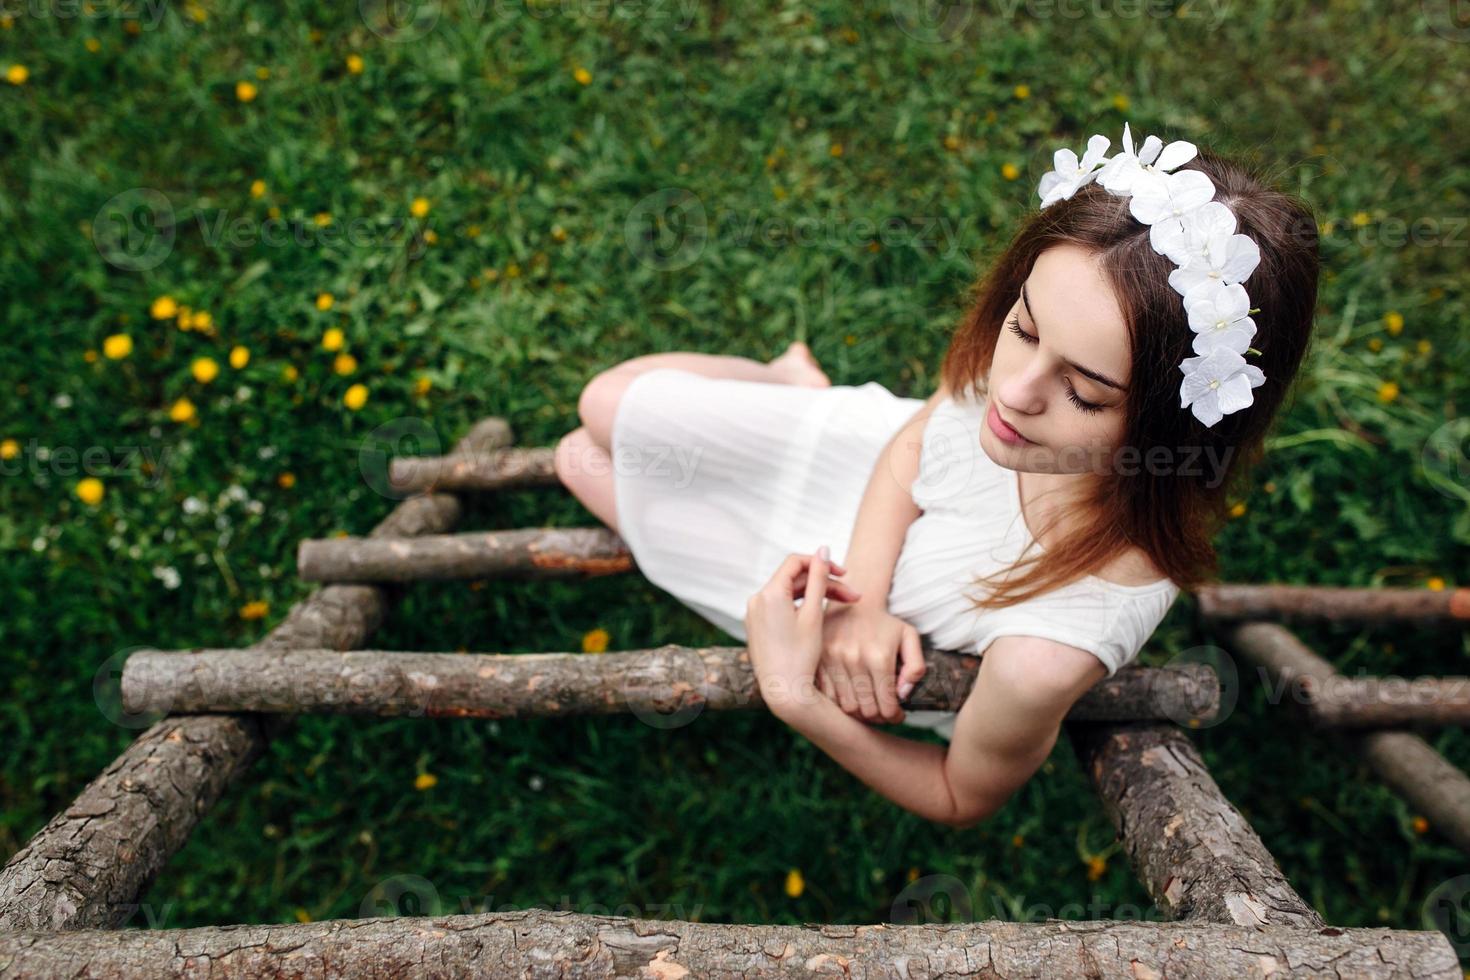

[790,571,862,602]
[800,546,830,619]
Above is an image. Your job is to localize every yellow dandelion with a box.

[582,627,610,653]
[0,13,11,28]
[1013,83,1030,99]
[572,66,591,85]
[415,772,438,791]
[267,205,281,219]
[1351,211,1370,227]
[255,66,270,80]
[1086,855,1107,881]
[235,80,257,102]
[830,142,844,158]
[343,383,369,410]
[784,869,804,898]
[169,397,196,422]
[423,229,438,244]
[76,477,104,505]
[772,186,787,201]
[6,64,28,85]
[1384,311,1404,335]
[321,327,344,351]
[505,261,521,278]
[229,345,250,369]
[84,37,100,52]
[346,53,365,75]
[1367,338,1383,352]
[1011,833,1024,848]
[1111,93,1130,112]
[333,352,357,376]
[1263,480,1277,493]
[0,438,18,460]
[1418,339,1432,355]
[293,908,312,923]
[191,357,219,384]
[1001,162,1020,181]
[277,471,296,489]
[184,2,205,21]
[313,212,333,227]
[844,333,857,345]
[175,306,193,330]
[250,179,266,199]
[239,600,269,620]
[413,375,432,396]
[411,197,430,218]
[150,295,178,320]
[550,224,568,243]
[102,334,133,359]
[282,364,300,382]
[1377,380,1399,403]
[123,19,139,34]
[943,134,961,152]
[1228,501,1247,519]
[84,349,98,362]
[192,310,213,331]
[315,292,334,311]
[482,267,500,282]
[1411,815,1429,835]
[465,224,481,237]
[1427,577,1446,591]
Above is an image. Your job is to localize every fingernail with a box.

[898,681,914,699]
[817,544,830,561]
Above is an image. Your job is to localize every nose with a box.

[994,366,1047,417]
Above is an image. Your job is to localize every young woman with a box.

[555,125,1320,828]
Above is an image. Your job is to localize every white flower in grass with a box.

[1184,281,1257,356]
[1179,348,1265,427]
[1097,122,1199,196]
[1038,135,1112,208]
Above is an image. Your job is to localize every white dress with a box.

[610,367,1182,742]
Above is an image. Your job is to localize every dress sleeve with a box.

[968,602,1131,678]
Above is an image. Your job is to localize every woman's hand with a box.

[745,545,861,721]
[817,600,926,725]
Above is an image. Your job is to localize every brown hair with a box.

[940,147,1320,607]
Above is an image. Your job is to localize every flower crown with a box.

[1037,123,1264,428]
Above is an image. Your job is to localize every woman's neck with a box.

[1016,469,1097,549]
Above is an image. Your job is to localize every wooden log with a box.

[0,419,514,932]
[0,910,1456,978]
[387,446,559,494]
[296,526,632,582]
[1284,674,1470,729]
[119,646,1220,725]
[1229,621,1470,855]
[1196,583,1470,626]
[1068,721,1323,928]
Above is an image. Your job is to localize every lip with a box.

[986,400,1034,446]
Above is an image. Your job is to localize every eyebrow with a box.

[1021,281,1129,392]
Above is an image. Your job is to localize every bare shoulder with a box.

[1093,547,1168,588]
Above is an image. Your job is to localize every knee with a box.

[577,367,632,447]
[554,427,594,486]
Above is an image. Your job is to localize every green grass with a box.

[1,0,1468,950]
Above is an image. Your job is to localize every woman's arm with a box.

[839,379,951,598]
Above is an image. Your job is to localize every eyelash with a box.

[1005,313,1105,415]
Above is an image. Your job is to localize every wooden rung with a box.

[1196,583,1470,626]
[1276,674,1470,729]
[1068,720,1321,928]
[387,446,559,494]
[297,527,631,582]
[119,646,1220,725]
[1230,621,1470,855]
[0,418,516,933]
[0,910,1456,978]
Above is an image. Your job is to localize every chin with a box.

[980,431,1044,471]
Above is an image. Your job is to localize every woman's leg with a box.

[554,342,830,532]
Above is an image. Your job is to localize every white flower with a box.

[1179,348,1265,426]
[1151,200,1237,265]
[152,565,182,590]
[1167,228,1262,299]
[1038,134,1112,208]
[1128,168,1216,227]
[1184,281,1257,356]
[1097,122,1198,196]
[182,495,206,515]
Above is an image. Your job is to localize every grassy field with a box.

[2,0,1468,951]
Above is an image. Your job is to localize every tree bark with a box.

[387,446,559,495]
[1229,621,1470,855]
[1068,721,1324,928]
[0,909,1456,979]
[0,419,513,932]
[1196,583,1470,626]
[1285,674,1470,729]
[119,647,1220,724]
[297,526,633,582]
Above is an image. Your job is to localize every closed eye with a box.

[1006,313,1105,415]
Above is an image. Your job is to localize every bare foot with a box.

[768,341,831,388]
